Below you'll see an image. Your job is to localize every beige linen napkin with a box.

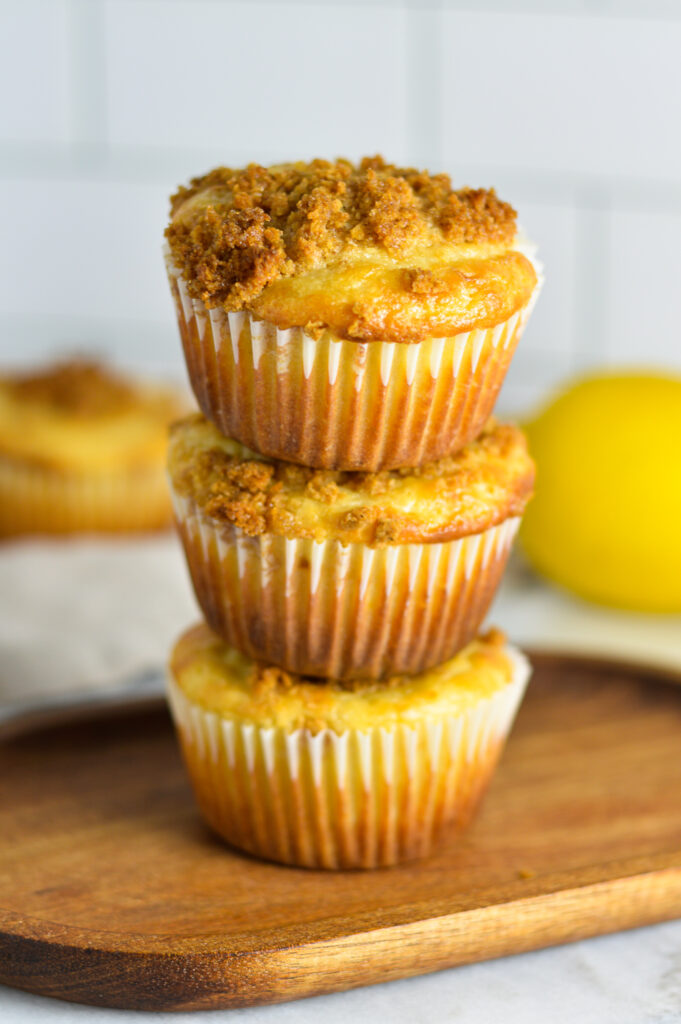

[0,535,196,705]
[491,557,681,675]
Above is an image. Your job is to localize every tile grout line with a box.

[441,0,681,20]
[405,0,444,168]
[1,145,681,216]
[571,185,611,368]
[93,0,681,19]
[67,0,109,171]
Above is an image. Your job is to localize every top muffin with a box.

[166,157,537,343]
[165,157,540,470]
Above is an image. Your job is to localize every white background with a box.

[1,0,681,415]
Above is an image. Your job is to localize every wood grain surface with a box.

[2,652,681,1011]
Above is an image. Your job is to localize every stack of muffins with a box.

[164,158,541,869]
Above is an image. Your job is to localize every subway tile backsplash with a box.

[1,0,680,414]
[0,178,170,323]
[606,207,681,365]
[0,1,72,145]
[104,0,410,160]
[441,10,681,182]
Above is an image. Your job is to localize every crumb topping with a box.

[169,414,535,546]
[402,267,452,296]
[4,360,139,416]
[166,157,517,311]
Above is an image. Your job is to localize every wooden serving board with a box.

[2,652,681,1012]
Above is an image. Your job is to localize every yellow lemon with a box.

[520,371,681,612]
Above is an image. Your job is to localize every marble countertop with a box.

[1,536,680,1023]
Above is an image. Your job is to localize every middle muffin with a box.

[169,414,534,680]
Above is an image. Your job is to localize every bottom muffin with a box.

[167,624,531,869]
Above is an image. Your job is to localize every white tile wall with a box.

[441,10,681,182]
[0,178,174,324]
[1,0,680,413]
[0,1,71,144]
[607,208,681,367]
[512,199,578,357]
[104,0,409,162]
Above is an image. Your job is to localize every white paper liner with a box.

[171,486,520,678]
[167,644,531,868]
[166,251,541,470]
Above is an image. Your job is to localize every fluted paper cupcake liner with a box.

[0,455,173,536]
[172,487,520,679]
[166,253,540,470]
[167,644,530,869]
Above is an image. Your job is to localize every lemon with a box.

[520,371,681,612]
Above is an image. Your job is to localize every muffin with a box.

[168,623,531,869]
[168,413,534,679]
[165,157,541,471]
[0,360,187,536]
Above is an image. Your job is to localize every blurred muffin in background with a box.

[0,359,188,537]
[165,157,541,471]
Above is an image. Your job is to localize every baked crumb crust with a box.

[166,158,536,341]
[167,157,516,305]
[3,360,139,417]
[168,414,535,545]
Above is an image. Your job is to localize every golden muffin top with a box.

[166,157,538,342]
[0,360,188,472]
[170,623,520,733]
[168,413,534,545]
